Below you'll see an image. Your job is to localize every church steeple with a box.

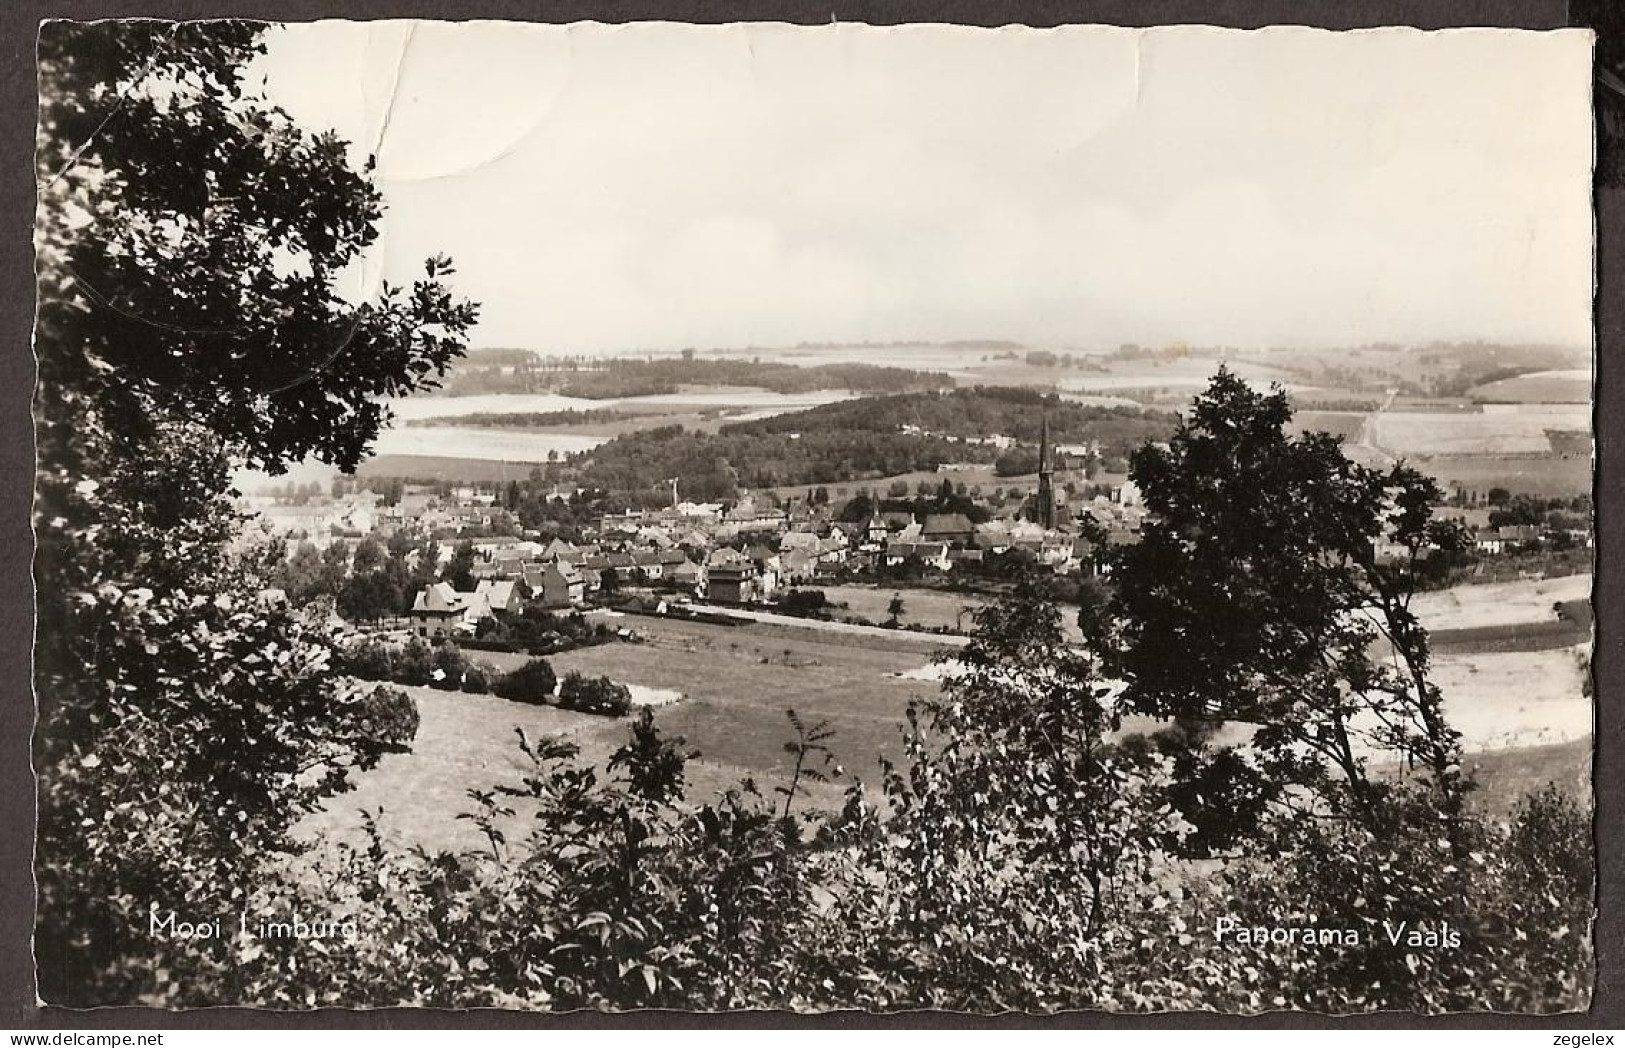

[1035,413,1057,530]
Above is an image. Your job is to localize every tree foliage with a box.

[1095,370,1470,850]
[491,658,559,706]
[101,581,1588,1011]
[33,21,477,1005]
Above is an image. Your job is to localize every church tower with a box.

[1035,414,1057,530]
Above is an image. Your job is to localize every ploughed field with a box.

[302,575,1593,855]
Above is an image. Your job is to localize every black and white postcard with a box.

[30,19,1597,1013]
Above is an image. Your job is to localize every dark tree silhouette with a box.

[1096,369,1468,849]
[32,21,478,1004]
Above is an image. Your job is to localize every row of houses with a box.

[1468,523,1591,556]
[248,488,523,545]
[373,469,1154,631]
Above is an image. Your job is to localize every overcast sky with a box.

[252,22,1594,354]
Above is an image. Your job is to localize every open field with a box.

[298,616,947,854]
[1461,738,1592,816]
[474,614,953,796]
[294,684,636,854]
[1372,404,1590,456]
[1430,618,1589,655]
[1290,411,1366,442]
[1469,369,1591,404]
[1374,737,1591,818]
[371,426,605,463]
[1430,645,1591,751]
[1287,405,1592,498]
[1413,573,1590,632]
[818,583,984,632]
[308,565,1594,856]
[678,604,969,647]
[1055,356,1309,395]
[1419,454,1593,498]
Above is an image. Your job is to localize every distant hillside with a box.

[404,408,635,429]
[570,387,1177,504]
[1238,342,1590,399]
[435,355,955,398]
[729,386,1171,448]
[792,338,1026,351]
[461,347,542,366]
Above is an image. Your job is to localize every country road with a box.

[1349,388,1399,465]
[597,602,970,649]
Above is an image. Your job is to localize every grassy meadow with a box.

[301,573,1593,858]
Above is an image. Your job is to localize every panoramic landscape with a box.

[280,337,1596,852]
[33,19,1594,1014]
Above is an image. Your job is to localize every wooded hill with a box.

[570,388,1178,503]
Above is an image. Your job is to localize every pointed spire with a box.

[1039,413,1053,475]
[1032,412,1057,530]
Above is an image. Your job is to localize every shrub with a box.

[1098,784,1594,1013]
[339,638,396,681]
[393,638,435,687]
[428,641,467,691]
[779,589,829,617]
[459,637,519,654]
[493,658,557,705]
[461,665,491,694]
[354,686,421,750]
[557,672,633,717]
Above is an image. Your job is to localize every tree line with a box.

[436,355,956,399]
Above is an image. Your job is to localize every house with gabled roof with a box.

[921,512,976,547]
[669,558,705,594]
[781,548,819,583]
[475,578,522,614]
[885,540,952,573]
[817,529,849,565]
[408,582,490,639]
[536,562,585,609]
[540,537,582,563]
[633,549,667,581]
